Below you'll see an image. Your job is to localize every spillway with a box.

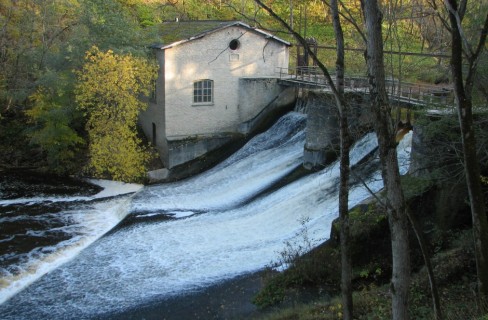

[0,112,412,319]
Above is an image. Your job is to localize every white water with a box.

[130,113,307,216]
[0,112,412,319]
[0,181,143,305]
[0,180,141,207]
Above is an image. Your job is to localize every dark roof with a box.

[150,20,291,50]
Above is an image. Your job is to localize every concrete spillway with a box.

[0,112,412,319]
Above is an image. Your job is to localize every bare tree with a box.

[329,0,353,318]
[360,0,411,319]
[252,1,353,318]
[443,0,488,303]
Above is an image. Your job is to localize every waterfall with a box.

[0,112,412,319]
[0,181,143,305]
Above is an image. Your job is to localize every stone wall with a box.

[303,91,374,170]
[303,91,340,170]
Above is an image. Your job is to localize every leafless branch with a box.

[444,0,474,57]
[207,31,247,65]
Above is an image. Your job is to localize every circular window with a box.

[229,39,240,51]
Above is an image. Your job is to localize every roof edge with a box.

[150,21,291,50]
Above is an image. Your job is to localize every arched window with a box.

[193,79,213,104]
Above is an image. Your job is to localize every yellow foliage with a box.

[88,125,152,182]
[75,46,157,182]
[482,175,488,185]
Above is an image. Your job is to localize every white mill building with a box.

[139,20,296,176]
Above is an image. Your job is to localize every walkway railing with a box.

[276,66,454,108]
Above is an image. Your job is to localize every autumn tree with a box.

[75,46,157,182]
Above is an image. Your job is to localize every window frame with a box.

[193,79,214,105]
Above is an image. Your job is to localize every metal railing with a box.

[276,66,454,107]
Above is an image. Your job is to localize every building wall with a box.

[237,78,296,134]
[138,50,169,166]
[163,25,289,138]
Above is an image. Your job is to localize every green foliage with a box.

[474,52,488,105]
[346,203,387,238]
[0,113,33,167]
[358,265,383,280]
[414,111,488,186]
[78,0,141,50]
[75,46,157,182]
[252,298,343,320]
[353,284,392,319]
[253,218,316,308]
[408,281,433,320]
[252,275,287,308]
[400,175,433,200]
[26,87,85,174]
[0,0,84,105]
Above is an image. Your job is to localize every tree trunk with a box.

[330,0,353,318]
[445,0,488,300]
[407,211,442,319]
[253,1,355,317]
[360,1,411,319]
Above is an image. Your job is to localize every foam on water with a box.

[0,112,412,319]
[0,180,141,207]
[131,113,307,215]
[0,182,143,305]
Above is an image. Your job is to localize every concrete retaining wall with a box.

[303,91,374,170]
[303,91,339,170]
[166,133,238,169]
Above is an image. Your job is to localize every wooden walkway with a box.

[276,66,454,108]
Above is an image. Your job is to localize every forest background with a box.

[2,1,488,319]
[1,0,486,182]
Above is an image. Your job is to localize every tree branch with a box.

[253,0,342,104]
[444,0,474,57]
[335,0,367,44]
[464,11,488,96]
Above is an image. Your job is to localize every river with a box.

[0,112,412,319]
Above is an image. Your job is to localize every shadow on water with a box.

[0,172,104,271]
[0,170,102,200]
